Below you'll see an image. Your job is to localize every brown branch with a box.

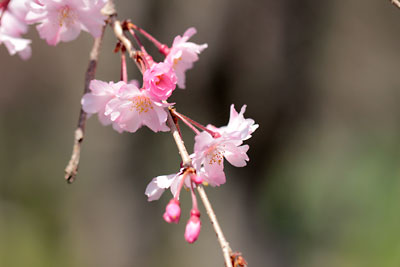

[64,26,106,183]
[390,0,400,9]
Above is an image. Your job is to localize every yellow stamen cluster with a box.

[208,150,223,166]
[131,95,153,114]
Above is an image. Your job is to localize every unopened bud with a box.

[163,199,181,224]
[184,209,201,243]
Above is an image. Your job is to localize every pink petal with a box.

[224,143,249,167]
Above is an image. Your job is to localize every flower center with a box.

[131,95,153,114]
[207,146,224,166]
[155,76,161,85]
[173,57,182,66]
[58,6,75,27]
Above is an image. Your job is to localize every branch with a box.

[111,18,145,73]
[167,109,235,267]
[390,0,400,9]
[64,26,106,183]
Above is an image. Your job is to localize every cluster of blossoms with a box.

[81,27,207,134]
[145,104,257,242]
[0,0,107,59]
[0,0,31,59]
[1,0,258,247]
[79,22,257,242]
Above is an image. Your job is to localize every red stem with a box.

[174,171,189,201]
[190,182,199,211]
[174,111,221,138]
[172,110,200,135]
[127,28,153,68]
[128,22,170,55]
[120,51,128,83]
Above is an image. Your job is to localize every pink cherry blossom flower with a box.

[163,199,181,224]
[184,209,201,243]
[105,83,169,133]
[192,105,257,186]
[145,169,190,201]
[25,0,107,46]
[165,27,207,89]
[143,62,177,102]
[219,104,259,141]
[0,0,31,59]
[81,79,125,126]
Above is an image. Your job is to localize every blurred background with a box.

[1,0,400,266]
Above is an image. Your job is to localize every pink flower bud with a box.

[163,199,181,224]
[184,209,201,243]
[191,173,203,185]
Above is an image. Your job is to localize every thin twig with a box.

[390,0,400,9]
[167,109,234,267]
[197,185,233,266]
[166,108,192,167]
[111,17,145,74]
[64,26,106,183]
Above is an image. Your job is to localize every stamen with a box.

[58,6,76,27]
[130,95,154,114]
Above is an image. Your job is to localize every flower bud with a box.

[191,173,203,185]
[184,209,201,243]
[163,199,181,224]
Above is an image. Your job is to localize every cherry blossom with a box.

[145,169,190,201]
[25,0,107,46]
[81,79,125,126]
[192,105,257,186]
[104,83,169,133]
[0,0,32,59]
[219,104,259,140]
[143,62,177,102]
[165,27,207,89]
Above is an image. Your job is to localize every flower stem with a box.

[173,111,221,138]
[127,27,154,68]
[171,109,200,135]
[120,50,127,83]
[174,171,189,200]
[127,22,170,55]
[190,182,199,211]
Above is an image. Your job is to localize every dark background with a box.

[1,1,400,266]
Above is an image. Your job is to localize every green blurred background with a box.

[1,0,400,266]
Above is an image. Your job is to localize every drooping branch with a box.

[64,26,106,183]
[66,11,243,265]
[110,18,241,265]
